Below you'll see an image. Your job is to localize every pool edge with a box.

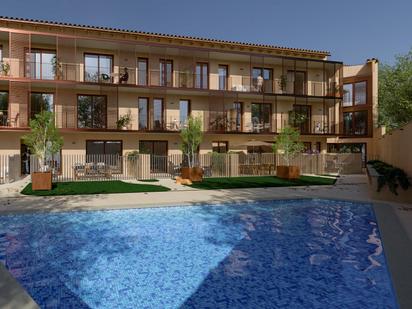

[0,263,39,309]
[373,203,412,309]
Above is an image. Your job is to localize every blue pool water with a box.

[0,199,397,308]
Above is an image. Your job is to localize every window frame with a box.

[29,92,55,120]
[212,141,229,153]
[0,91,9,127]
[137,57,149,86]
[342,80,368,107]
[77,94,108,129]
[343,110,368,136]
[84,53,114,83]
[25,48,57,80]
[159,59,173,87]
[195,62,209,89]
[138,97,149,131]
[218,64,229,90]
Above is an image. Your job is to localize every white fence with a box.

[28,152,363,183]
[0,154,20,184]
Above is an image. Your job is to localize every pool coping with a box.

[0,192,410,308]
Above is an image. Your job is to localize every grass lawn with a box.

[187,175,337,190]
[21,180,170,196]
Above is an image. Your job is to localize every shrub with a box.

[367,160,411,195]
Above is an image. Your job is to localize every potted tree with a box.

[180,115,204,182]
[116,112,132,130]
[273,127,304,179]
[22,111,63,190]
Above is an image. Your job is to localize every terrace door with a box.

[139,141,168,174]
[293,105,311,134]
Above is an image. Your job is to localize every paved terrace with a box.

[0,175,411,308]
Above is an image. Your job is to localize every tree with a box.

[273,127,304,166]
[22,111,63,172]
[379,49,412,130]
[180,116,203,168]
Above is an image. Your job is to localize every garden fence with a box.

[0,154,20,184]
[28,152,363,183]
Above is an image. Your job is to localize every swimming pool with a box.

[0,199,397,308]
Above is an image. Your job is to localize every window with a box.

[227,102,242,132]
[179,99,190,127]
[343,84,353,106]
[291,104,311,134]
[251,103,271,133]
[212,141,228,153]
[77,95,107,128]
[139,140,168,172]
[343,81,367,106]
[218,65,228,90]
[159,59,173,87]
[343,111,368,135]
[153,98,164,130]
[137,58,148,86]
[287,70,306,95]
[195,63,208,89]
[252,67,273,93]
[30,93,54,119]
[0,92,8,126]
[138,97,149,130]
[86,140,122,171]
[354,81,367,105]
[315,142,321,153]
[26,49,56,80]
[84,54,113,83]
[303,142,312,153]
[86,140,122,156]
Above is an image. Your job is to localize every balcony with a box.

[1,58,342,98]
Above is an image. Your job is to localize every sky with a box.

[1,0,411,65]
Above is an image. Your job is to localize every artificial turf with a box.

[21,180,170,196]
[187,175,337,190]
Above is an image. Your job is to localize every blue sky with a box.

[1,0,411,64]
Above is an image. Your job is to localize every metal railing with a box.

[0,59,342,98]
[0,154,20,184]
[26,152,363,183]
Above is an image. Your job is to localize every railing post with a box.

[138,154,151,180]
[229,153,239,177]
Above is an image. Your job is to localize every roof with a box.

[0,16,331,57]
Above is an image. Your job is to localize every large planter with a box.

[181,167,204,182]
[31,171,52,191]
[276,165,300,180]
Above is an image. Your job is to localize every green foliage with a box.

[379,49,412,129]
[367,160,411,195]
[273,127,304,166]
[116,112,132,129]
[22,111,63,171]
[0,61,10,76]
[288,110,308,126]
[180,115,203,168]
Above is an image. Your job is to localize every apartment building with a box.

[0,17,376,173]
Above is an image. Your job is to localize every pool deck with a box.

[0,174,411,308]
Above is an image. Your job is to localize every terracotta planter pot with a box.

[32,171,52,191]
[181,167,204,182]
[276,165,300,180]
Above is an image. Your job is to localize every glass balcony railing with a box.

[0,59,342,98]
